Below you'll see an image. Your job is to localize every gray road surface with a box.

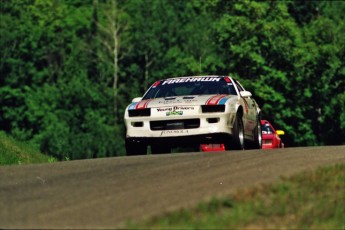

[1,146,344,229]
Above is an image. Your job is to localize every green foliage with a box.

[128,164,345,229]
[24,75,124,160]
[1,0,344,159]
[212,0,344,146]
[0,131,56,165]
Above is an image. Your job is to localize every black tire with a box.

[252,116,262,149]
[125,139,147,156]
[151,145,171,154]
[226,112,245,150]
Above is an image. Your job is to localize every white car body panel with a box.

[124,76,260,150]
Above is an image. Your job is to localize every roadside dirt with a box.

[1,146,344,229]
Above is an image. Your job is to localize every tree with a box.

[1,0,344,160]
[96,0,131,123]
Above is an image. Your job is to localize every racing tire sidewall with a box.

[254,117,262,149]
[230,113,245,150]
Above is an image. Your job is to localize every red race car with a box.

[261,120,285,149]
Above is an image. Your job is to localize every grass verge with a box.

[128,164,345,229]
[0,131,56,165]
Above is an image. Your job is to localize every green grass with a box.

[128,164,345,229]
[0,131,56,165]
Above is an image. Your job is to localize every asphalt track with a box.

[1,146,344,229]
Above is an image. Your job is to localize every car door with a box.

[234,81,257,135]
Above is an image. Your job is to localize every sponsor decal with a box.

[162,77,220,85]
[223,77,233,86]
[166,111,183,116]
[157,108,172,112]
[159,100,181,104]
[174,106,194,110]
[224,77,232,83]
[161,130,189,136]
[184,99,198,103]
[156,106,194,112]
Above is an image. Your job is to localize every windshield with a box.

[143,77,237,99]
[262,124,274,134]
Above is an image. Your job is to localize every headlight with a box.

[201,105,225,113]
[128,108,151,117]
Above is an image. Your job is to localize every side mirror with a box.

[132,97,142,103]
[240,91,252,98]
[276,130,285,135]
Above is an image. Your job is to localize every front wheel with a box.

[226,112,245,150]
[251,117,262,149]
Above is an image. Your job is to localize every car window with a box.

[143,77,237,99]
[262,124,274,134]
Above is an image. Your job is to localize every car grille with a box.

[150,119,200,130]
[263,139,273,145]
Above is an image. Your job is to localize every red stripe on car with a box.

[206,95,218,105]
[136,99,152,109]
[206,95,227,105]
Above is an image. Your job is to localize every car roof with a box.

[261,120,271,125]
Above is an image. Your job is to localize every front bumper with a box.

[125,112,235,138]
[125,132,233,147]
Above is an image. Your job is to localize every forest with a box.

[1,0,344,160]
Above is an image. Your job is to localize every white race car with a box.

[124,76,262,155]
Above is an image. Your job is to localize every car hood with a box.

[129,95,237,109]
